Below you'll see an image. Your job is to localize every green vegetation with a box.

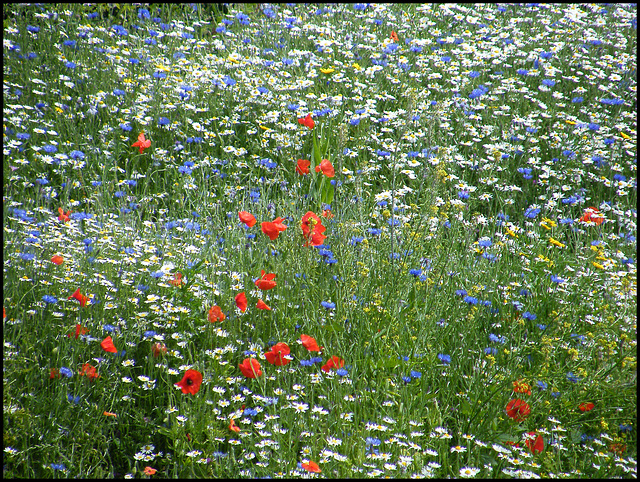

[3,3,636,478]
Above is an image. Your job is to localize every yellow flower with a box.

[620,131,631,140]
[548,237,565,248]
[319,67,335,74]
[352,63,362,71]
[592,261,605,270]
[540,217,557,230]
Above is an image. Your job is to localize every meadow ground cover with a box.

[2,3,637,478]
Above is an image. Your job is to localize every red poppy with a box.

[209,305,226,322]
[67,323,88,339]
[321,355,345,373]
[79,363,100,380]
[300,211,327,247]
[265,342,291,366]
[300,334,322,352]
[322,209,334,219]
[296,159,311,175]
[100,335,118,353]
[143,466,157,476]
[58,207,71,222]
[609,442,626,456]
[512,379,532,396]
[261,221,282,240]
[175,369,203,395]
[151,342,167,357]
[579,206,604,225]
[256,299,271,311]
[505,398,531,422]
[390,30,399,42]
[298,113,315,130]
[239,358,262,378]
[239,210,257,227]
[51,255,64,265]
[235,292,248,312]
[132,132,151,154]
[50,368,60,379]
[255,270,276,290]
[103,411,117,417]
[68,288,89,307]
[524,431,544,454]
[315,158,335,178]
[229,418,241,433]
[261,217,287,240]
[579,402,595,412]
[168,272,184,287]
[301,460,321,473]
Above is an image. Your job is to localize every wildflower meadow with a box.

[3,3,637,478]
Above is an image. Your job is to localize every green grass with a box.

[3,3,637,478]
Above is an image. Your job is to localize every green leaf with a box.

[312,134,322,168]
[322,181,334,206]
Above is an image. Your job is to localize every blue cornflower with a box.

[402,375,412,384]
[365,437,381,448]
[550,275,565,283]
[455,289,467,296]
[320,301,336,310]
[619,424,633,433]
[68,394,81,404]
[566,372,580,383]
[484,347,497,355]
[60,367,73,378]
[477,237,492,247]
[524,207,541,219]
[536,381,548,390]
[20,253,35,261]
[42,295,58,304]
[410,370,422,379]
[522,311,537,321]
[69,150,85,160]
[463,296,478,305]
[51,463,67,471]
[437,354,451,365]
[158,117,170,126]
[488,333,505,344]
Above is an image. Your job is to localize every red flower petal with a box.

[256,299,271,311]
[235,292,248,312]
[208,305,226,322]
[100,335,118,353]
[175,369,203,395]
[296,159,311,175]
[239,211,257,227]
[239,358,262,378]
